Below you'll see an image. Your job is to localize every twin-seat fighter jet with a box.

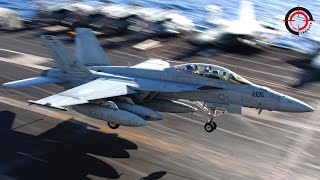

[3,28,314,132]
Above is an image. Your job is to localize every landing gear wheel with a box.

[204,122,217,132]
[108,122,120,129]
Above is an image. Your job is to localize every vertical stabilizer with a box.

[75,28,110,66]
[41,35,91,74]
[239,0,255,23]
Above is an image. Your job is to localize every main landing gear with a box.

[204,108,223,133]
[108,122,120,129]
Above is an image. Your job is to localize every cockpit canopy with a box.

[172,63,251,84]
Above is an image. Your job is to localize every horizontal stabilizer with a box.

[2,77,65,88]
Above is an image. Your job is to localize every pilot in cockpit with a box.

[186,65,193,70]
[210,70,227,80]
[191,64,198,70]
[204,65,211,74]
[221,71,227,80]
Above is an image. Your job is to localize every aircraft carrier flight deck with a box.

[0,27,319,180]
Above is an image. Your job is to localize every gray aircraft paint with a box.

[73,104,147,127]
[115,101,163,121]
[140,99,197,113]
[2,28,314,130]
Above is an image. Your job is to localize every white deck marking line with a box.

[168,113,313,157]
[0,57,50,70]
[0,48,48,57]
[0,40,49,57]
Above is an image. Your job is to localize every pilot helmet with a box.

[191,64,198,70]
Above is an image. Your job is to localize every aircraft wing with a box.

[28,78,136,110]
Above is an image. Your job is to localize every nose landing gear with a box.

[192,101,226,133]
[204,108,224,133]
[204,121,217,132]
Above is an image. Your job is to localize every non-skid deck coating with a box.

[0,28,319,180]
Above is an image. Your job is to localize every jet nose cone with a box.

[296,102,315,112]
[279,96,315,112]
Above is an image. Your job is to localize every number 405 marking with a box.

[252,91,264,98]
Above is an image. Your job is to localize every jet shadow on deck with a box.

[0,110,138,179]
[140,171,167,180]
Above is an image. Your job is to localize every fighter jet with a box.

[3,28,314,133]
[190,0,279,48]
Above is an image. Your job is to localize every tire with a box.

[108,122,120,129]
[204,122,217,132]
[212,121,217,130]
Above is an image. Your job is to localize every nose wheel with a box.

[204,121,217,132]
[204,108,223,133]
[108,122,120,129]
[191,101,225,133]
